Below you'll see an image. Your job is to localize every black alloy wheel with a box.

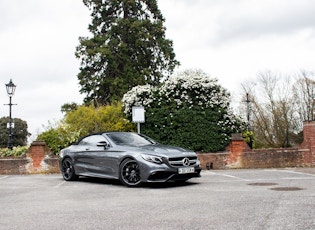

[62,158,77,181]
[120,159,141,187]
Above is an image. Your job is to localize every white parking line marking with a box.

[54,181,67,188]
[0,176,9,180]
[206,171,250,181]
[266,169,315,177]
[203,170,315,183]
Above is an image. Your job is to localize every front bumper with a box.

[147,168,201,182]
[140,161,202,183]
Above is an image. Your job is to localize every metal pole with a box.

[5,79,16,150]
[245,93,253,149]
[137,123,140,134]
[246,93,251,131]
[8,96,13,150]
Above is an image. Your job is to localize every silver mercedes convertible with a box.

[59,132,201,187]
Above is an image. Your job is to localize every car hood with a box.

[118,144,196,157]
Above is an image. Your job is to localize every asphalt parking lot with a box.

[0,168,314,230]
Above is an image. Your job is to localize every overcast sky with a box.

[1,0,315,142]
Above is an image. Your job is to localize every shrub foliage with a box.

[0,146,29,157]
[122,69,245,152]
[37,102,135,154]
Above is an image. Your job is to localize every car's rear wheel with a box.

[119,159,141,187]
[61,158,77,181]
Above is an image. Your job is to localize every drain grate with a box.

[269,187,303,191]
[248,183,278,186]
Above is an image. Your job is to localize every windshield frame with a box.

[105,132,156,146]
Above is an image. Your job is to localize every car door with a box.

[72,136,94,174]
[81,134,122,178]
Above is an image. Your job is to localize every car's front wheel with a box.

[61,158,77,181]
[119,159,142,187]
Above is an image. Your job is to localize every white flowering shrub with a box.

[122,69,244,152]
[159,69,230,109]
[122,84,156,116]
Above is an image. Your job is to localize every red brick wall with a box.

[198,122,315,169]
[0,158,28,174]
[1,122,315,174]
[241,148,307,168]
[300,121,315,166]
[198,153,228,170]
[27,141,45,169]
[26,141,59,173]
[198,147,312,170]
[0,141,59,174]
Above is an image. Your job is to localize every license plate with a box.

[178,167,195,174]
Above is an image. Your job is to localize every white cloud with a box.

[158,0,315,93]
[0,0,90,140]
[1,0,315,142]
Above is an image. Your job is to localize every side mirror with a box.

[97,141,110,149]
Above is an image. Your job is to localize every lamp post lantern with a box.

[5,79,16,150]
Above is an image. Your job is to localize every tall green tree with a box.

[76,0,179,105]
[0,117,30,148]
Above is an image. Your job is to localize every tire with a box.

[61,158,77,181]
[119,159,142,187]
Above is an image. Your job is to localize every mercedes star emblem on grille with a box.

[183,158,190,166]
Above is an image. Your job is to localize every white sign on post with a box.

[132,106,145,123]
[132,106,145,133]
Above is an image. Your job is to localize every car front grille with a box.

[168,156,198,167]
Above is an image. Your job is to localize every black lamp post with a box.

[5,79,16,150]
[245,93,253,149]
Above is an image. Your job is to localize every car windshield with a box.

[106,133,155,146]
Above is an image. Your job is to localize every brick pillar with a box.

[226,133,251,168]
[28,140,46,169]
[300,122,315,166]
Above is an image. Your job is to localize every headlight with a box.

[141,154,163,164]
